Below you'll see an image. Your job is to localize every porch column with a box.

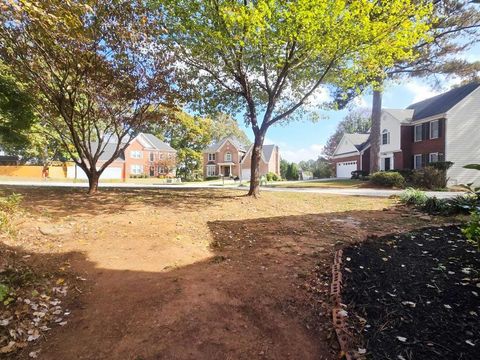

[230,164,232,177]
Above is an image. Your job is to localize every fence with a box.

[0,165,68,179]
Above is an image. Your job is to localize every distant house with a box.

[203,136,280,180]
[332,82,480,185]
[68,133,177,180]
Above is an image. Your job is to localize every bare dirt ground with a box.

[0,187,452,360]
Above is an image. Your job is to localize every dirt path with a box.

[1,187,446,360]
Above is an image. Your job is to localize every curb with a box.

[330,249,364,360]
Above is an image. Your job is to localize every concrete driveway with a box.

[0,179,463,199]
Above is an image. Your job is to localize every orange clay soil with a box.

[0,187,450,360]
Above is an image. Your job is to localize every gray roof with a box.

[383,109,415,123]
[407,82,480,121]
[344,133,370,151]
[140,133,176,152]
[262,144,276,162]
[90,142,125,162]
[204,136,247,153]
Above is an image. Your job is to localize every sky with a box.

[237,44,480,164]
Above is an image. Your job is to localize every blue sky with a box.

[238,44,480,163]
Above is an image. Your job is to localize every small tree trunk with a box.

[248,132,265,197]
[87,170,100,195]
[370,88,383,173]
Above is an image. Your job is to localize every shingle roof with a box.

[383,109,415,123]
[140,133,176,152]
[204,136,247,153]
[262,144,276,162]
[407,82,480,121]
[344,133,370,151]
[90,142,125,162]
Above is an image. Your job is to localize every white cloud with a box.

[353,96,368,108]
[404,81,441,103]
[304,86,331,109]
[280,143,325,163]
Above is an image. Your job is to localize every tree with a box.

[209,113,251,145]
[144,110,212,180]
[313,157,333,179]
[369,0,480,172]
[324,109,371,158]
[0,61,35,148]
[280,159,289,180]
[0,0,177,193]
[285,163,299,181]
[160,0,432,196]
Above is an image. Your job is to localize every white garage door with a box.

[241,169,251,180]
[67,165,122,180]
[336,161,357,178]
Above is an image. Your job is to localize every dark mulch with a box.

[342,225,480,360]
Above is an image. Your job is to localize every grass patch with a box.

[270,179,365,189]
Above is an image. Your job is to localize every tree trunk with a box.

[248,132,265,197]
[370,88,383,173]
[87,170,100,195]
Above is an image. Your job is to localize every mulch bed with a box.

[342,225,479,360]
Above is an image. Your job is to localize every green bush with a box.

[0,193,23,234]
[351,170,368,180]
[265,172,280,181]
[422,197,450,214]
[399,188,428,206]
[205,176,220,181]
[370,171,405,188]
[411,166,448,189]
[462,210,480,249]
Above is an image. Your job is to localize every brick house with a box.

[203,136,280,180]
[68,133,177,180]
[332,82,480,185]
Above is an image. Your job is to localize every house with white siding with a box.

[332,82,480,185]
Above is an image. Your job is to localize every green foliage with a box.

[464,164,480,171]
[0,193,23,235]
[370,172,405,188]
[0,61,36,148]
[208,113,251,146]
[299,157,332,179]
[462,210,480,249]
[351,170,369,180]
[205,176,220,181]
[266,172,280,181]
[0,283,10,303]
[399,188,428,206]
[324,109,371,157]
[429,161,454,171]
[410,166,448,190]
[422,196,450,214]
[280,159,289,179]
[285,163,299,181]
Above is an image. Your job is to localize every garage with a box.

[241,168,251,181]
[336,160,357,178]
[67,165,123,180]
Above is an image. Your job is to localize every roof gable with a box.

[132,133,176,152]
[407,82,480,121]
[333,133,370,156]
[204,135,247,153]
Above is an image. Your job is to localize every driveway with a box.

[0,179,463,199]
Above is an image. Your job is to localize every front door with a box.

[384,157,391,171]
[224,166,230,177]
[150,166,155,177]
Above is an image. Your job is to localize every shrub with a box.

[411,166,448,189]
[395,169,415,183]
[205,176,220,181]
[266,172,279,181]
[399,188,428,206]
[462,210,480,249]
[0,193,23,234]
[351,170,368,180]
[422,197,450,214]
[370,171,405,188]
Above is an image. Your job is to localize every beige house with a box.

[203,136,280,180]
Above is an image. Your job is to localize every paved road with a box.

[0,179,463,199]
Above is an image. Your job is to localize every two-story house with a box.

[332,82,480,185]
[203,136,281,180]
[68,133,177,180]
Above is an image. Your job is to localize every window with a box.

[149,152,155,162]
[158,166,165,174]
[382,129,390,145]
[224,152,232,162]
[414,154,423,169]
[429,152,439,163]
[130,150,142,159]
[414,125,423,142]
[131,164,143,174]
[168,153,173,159]
[160,153,164,160]
[208,153,216,161]
[206,165,216,177]
[430,120,439,139]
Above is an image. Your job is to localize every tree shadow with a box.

[0,186,245,219]
[2,207,437,360]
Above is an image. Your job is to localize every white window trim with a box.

[208,153,216,161]
[224,152,232,162]
[130,150,142,159]
[429,152,439,163]
[430,120,439,139]
[149,152,155,162]
[414,154,422,169]
[414,125,423,142]
[206,165,216,177]
[381,130,390,145]
[131,164,143,174]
